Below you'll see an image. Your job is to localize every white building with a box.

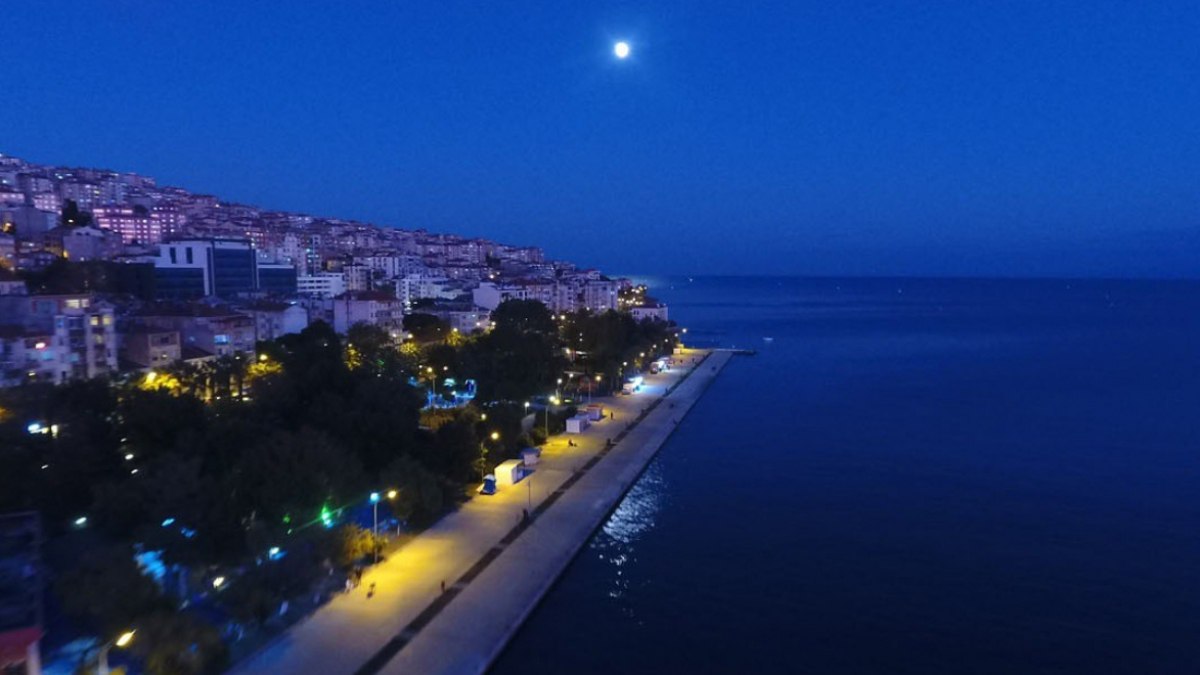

[240,301,309,341]
[631,304,670,322]
[396,274,459,308]
[297,272,346,298]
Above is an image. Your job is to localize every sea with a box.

[491,276,1200,674]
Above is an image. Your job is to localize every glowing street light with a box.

[387,489,398,500]
[98,630,135,674]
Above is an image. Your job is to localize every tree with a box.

[55,545,168,637]
[231,428,364,530]
[117,388,206,463]
[382,455,447,525]
[345,322,401,373]
[491,299,557,335]
[61,199,93,227]
[133,610,228,675]
[403,313,450,343]
[315,524,380,568]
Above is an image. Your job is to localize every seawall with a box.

[378,350,734,674]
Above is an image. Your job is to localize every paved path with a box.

[230,349,729,675]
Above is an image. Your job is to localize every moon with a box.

[614,41,630,59]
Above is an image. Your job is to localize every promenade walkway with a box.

[230,348,730,675]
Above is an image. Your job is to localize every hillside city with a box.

[0,151,683,675]
[0,151,668,386]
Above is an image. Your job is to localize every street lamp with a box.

[490,431,500,442]
[98,630,135,675]
[370,492,381,563]
[556,378,563,399]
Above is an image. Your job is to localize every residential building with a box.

[93,205,161,244]
[297,272,346,298]
[631,303,670,322]
[0,294,117,384]
[119,328,181,369]
[395,274,459,308]
[58,226,123,262]
[239,301,309,341]
[137,305,256,358]
[421,301,491,333]
[0,234,14,271]
[332,290,404,334]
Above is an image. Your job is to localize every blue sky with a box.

[2,1,1197,277]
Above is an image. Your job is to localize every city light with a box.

[387,489,398,499]
[115,631,135,648]
[490,431,500,441]
[73,516,88,527]
[212,576,226,589]
[370,492,380,504]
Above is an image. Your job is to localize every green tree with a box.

[491,299,557,335]
[61,199,93,227]
[403,313,450,343]
[382,455,447,524]
[55,545,168,637]
[346,322,402,374]
[231,428,364,530]
[134,610,228,675]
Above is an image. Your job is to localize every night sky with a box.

[2,1,1197,277]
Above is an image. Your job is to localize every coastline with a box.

[379,350,732,674]
[229,348,733,675]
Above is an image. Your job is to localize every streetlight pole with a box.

[369,492,380,563]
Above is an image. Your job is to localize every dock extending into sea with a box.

[231,349,733,675]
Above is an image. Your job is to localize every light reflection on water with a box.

[590,461,666,608]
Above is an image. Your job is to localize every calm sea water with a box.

[492,277,1200,674]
